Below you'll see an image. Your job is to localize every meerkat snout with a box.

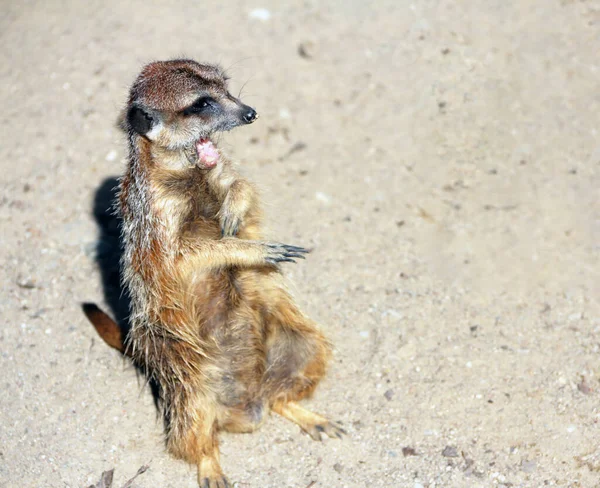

[241,105,258,124]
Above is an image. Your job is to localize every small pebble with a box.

[298,41,315,59]
[383,389,394,401]
[249,8,271,21]
[315,192,332,204]
[520,459,536,473]
[442,446,459,458]
[105,150,117,162]
[578,378,592,395]
[402,447,418,457]
[16,278,36,289]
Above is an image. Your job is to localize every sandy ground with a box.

[1,1,599,487]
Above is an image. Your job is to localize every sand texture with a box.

[1,1,599,487]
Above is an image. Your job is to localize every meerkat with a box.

[83,59,343,488]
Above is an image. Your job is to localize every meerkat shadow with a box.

[90,176,161,409]
[92,177,128,326]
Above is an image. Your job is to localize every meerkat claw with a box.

[220,215,240,237]
[304,420,346,441]
[200,476,230,488]
[264,242,310,265]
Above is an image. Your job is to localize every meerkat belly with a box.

[192,269,268,408]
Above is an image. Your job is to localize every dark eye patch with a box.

[182,96,216,116]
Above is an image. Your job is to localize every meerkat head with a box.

[125,59,257,168]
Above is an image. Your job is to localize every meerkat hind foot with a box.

[273,401,346,441]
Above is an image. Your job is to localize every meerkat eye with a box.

[183,97,216,116]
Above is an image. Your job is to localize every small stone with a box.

[520,459,536,473]
[384,389,394,401]
[16,277,36,289]
[249,8,271,21]
[298,41,315,59]
[402,447,418,457]
[578,378,592,395]
[442,446,459,458]
[31,308,48,319]
[333,462,343,473]
[315,192,332,204]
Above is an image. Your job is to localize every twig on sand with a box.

[88,465,149,488]
[88,469,114,488]
[122,465,150,488]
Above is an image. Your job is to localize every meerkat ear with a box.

[127,105,156,136]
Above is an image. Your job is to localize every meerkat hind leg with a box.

[172,413,230,488]
[272,400,346,441]
[193,429,230,488]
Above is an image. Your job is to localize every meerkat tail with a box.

[82,303,129,356]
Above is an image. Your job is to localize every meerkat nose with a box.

[242,107,258,124]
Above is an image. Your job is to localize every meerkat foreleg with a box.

[217,179,256,237]
[179,238,308,270]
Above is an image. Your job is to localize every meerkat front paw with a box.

[219,211,242,237]
[263,242,310,265]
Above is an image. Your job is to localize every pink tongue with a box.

[196,139,219,168]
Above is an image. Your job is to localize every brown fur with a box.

[85,59,343,487]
